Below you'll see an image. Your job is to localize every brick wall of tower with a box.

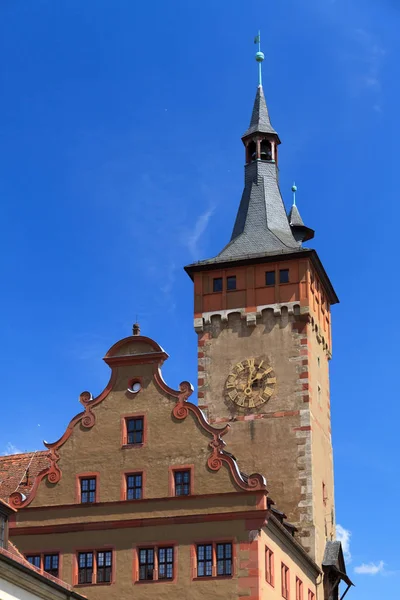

[193,258,334,565]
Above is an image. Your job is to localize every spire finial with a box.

[132,321,140,336]
[291,182,297,206]
[254,31,264,87]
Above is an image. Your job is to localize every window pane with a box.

[280,269,289,284]
[227,276,236,291]
[265,271,275,286]
[213,277,223,292]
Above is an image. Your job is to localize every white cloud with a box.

[354,561,384,575]
[185,207,214,258]
[336,524,351,562]
[4,442,23,455]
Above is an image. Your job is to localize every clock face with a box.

[225,358,276,409]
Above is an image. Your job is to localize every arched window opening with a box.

[260,140,272,161]
[247,141,257,163]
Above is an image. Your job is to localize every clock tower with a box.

[185,50,338,566]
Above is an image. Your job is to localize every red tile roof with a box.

[0,451,50,502]
[0,543,86,597]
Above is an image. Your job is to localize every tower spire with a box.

[255,31,264,87]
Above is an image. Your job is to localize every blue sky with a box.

[0,0,398,596]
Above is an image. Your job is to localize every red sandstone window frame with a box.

[132,543,177,584]
[296,576,303,600]
[25,551,62,578]
[308,590,315,600]
[169,465,194,497]
[121,471,144,501]
[75,472,99,504]
[281,562,290,599]
[265,546,274,586]
[73,547,115,586]
[121,413,146,448]
[191,539,235,580]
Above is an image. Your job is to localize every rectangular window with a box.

[157,547,174,580]
[296,577,303,600]
[126,417,144,445]
[197,544,213,577]
[174,470,191,496]
[126,473,143,500]
[281,563,290,599]
[96,550,112,583]
[213,277,223,292]
[266,546,274,586]
[80,477,96,503]
[308,591,315,600]
[216,543,232,576]
[0,516,6,548]
[227,276,236,291]
[139,548,155,581]
[196,542,233,578]
[265,271,276,286]
[44,554,59,577]
[78,552,93,584]
[280,269,289,284]
[27,555,41,569]
[137,546,174,582]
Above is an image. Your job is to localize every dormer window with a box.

[260,140,272,161]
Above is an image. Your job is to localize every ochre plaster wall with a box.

[30,360,239,509]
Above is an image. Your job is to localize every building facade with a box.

[0,499,85,600]
[0,51,352,600]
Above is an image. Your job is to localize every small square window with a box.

[266,271,275,286]
[80,477,96,503]
[227,276,236,291]
[126,417,144,445]
[213,277,223,292]
[174,470,191,496]
[279,269,289,284]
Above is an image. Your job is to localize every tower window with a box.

[227,276,236,291]
[265,271,276,286]
[279,269,289,284]
[213,277,223,292]
[247,140,257,163]
[260,139,272,161]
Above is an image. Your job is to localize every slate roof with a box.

[288,204,305,227]
[323,540,354,587]
[218,160,302,260]
[242,85,278,138]
[0,451,50,502]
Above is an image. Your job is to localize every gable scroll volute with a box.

[166,377,268,493]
